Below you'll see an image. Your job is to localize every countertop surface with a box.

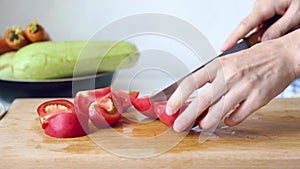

[1,98,300,168]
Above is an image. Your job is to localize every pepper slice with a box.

[89,92,123,128]
[154,101,208,128]
[132,96,157,119]
[37,99,88,138]
[112,89,139,111]
[37,99,74,117]
[74,87,111,117]
[154,102,186,127]
[41,113,87,138]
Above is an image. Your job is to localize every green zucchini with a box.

[12,40,139,80]
[0,52,16,79]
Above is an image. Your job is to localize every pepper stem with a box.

[8,26,25,43]
[28,19,40,34]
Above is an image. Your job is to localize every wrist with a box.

[282,29,300,78]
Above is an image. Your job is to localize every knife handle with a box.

[149,15,281,102]
[195,14,281,70]
[246,14,282,46]
[221,14,281,56]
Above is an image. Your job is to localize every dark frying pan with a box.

[0,72,114,103]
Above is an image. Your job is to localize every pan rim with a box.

[0,72,112,83]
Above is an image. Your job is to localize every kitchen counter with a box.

[0,98,300,168]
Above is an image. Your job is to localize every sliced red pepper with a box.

[132,96,157,119]
[111,89,139,111]
[37,99,74,117]
[37,99,88,138]
[74,87,111,117]
[89,92,123,128]
[154,102,184,127]
[74,87,138,129]
[154,101,208,128]
[41,113,87,138]
[74,87,138,116]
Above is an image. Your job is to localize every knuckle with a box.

[249,91,269,109]
[208,110,222,125]
[183,75,198,89]
[254,0,264,6]
[169,98,182,109]
[217,56,228,65]
[272,26,284,37]
[217,56,242,85]
[254,0,268,13]
[197,94,211,109]
[239,17,252,29]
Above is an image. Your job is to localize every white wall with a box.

[0,0,255,49]
[0,0,255,92]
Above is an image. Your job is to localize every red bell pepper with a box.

[154,101,187,127]
[74,87,139,129]
[132,96,157,119]
[112,89,139,110]
[37,99,88,138]
[74,87,111,117]
[89,92,123,128]
[154,101,208,128]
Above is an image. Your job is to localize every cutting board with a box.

[1,98,300,169]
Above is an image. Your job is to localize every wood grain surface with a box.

[0,98,300,169]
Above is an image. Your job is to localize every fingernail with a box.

[262,35,271,41]
[221,43,228,52]
[173,121,182,132]
[199,117,208,130]
[166,105,173,115]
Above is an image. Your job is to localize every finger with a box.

[166,60,220,115]
[224,94,262,127]
[262,6,300,41]
[199,85,247,130]
[222,9,274,52]
[165,70,208,116]
[173,86,214,132]
[173,68,228,132]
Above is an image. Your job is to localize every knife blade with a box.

[149,15,281,102]
[0,101,7,120]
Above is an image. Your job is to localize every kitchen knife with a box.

[0,101,6,120]
[149,15,281,102]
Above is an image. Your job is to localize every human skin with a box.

[166,0,300,132]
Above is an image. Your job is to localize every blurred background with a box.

[0,0,254,51]
[4,0,280,97]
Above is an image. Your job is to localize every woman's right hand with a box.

[222,0,300,52]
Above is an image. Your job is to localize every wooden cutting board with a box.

[1,98,300,169]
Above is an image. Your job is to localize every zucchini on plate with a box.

[0,40,139,80]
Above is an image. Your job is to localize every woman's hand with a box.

[166,29,300,132]
[222,0,300,52]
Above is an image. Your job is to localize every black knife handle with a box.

[219,40,251,57]
[192,14,281,73]
[190,39,251,74]
[149,15,281,102]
